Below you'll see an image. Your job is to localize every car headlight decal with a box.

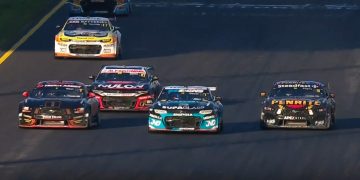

[74,107,85,114]
[199,110,213,115]
[154,109,167,114]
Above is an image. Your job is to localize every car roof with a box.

[274,80,325,87]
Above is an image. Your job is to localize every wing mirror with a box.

[56,25,61,29]
[22,91,29,98]
[330,93,335,98]
[260,91,267,97]
[215,96,222,101]
[152,76,159,81]
[114,26,120,31]
[88,92,96,98]
[88,75,95,81]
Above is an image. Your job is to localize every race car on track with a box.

[18,81,100,129]
[54,17,122,59]
[69,0,132,16]
[259,80,336,130]
[148,86,223,133]
[88,65,161,111]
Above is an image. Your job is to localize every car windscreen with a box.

[96,73,147,82]
[270,87,326,98]
[158,89,212,101]
[30,87,85,99]
[64,20,110,31]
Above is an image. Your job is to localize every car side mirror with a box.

[152,76,159,81]
[22,91,29,98]
[88,92,96,98]
[330,93,335,98]
[260,92,267,97]
[88,75,95,81]
[114,26,120,31]
[215,96,222,101]
[56,25,61,29]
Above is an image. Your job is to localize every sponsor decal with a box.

[205,120,216,127]
[43,84,81,88]
[41,115,62,119]
[149,119,161,126]
[271,100,321,106]
[173,113,193,116]
[178,89,204,93]
[283,116,306,120]
[162,106,205,110]
[97,84,144,89]
[100,69,146,74]
[277,83,320,89]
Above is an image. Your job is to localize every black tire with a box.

[260,120,268,130]
[148,127,156,133]
[85,110,93,129]
[93,113,101,128]
[322,112,332,130]
[331,113,336,127]
[216,120,223,134]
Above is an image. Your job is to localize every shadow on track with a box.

[100,115,147,129]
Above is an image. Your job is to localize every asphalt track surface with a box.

[1,0,360,179]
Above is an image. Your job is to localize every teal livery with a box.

[148,86,223,133]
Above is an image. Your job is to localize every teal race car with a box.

[148,86,223,133]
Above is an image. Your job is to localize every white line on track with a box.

[0,0,66,65]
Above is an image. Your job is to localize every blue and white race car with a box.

[148,86,223,133]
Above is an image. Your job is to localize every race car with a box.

[148,86,223,133]
[54,17,122,59]
[88,65,161,111]
[260,80,336,130]
[18,81,100,129]
[69,0,132,16]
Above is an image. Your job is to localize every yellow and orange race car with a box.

[54,16,122,59]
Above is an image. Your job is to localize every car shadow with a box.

[100,113,147,129]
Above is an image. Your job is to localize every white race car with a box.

[54,17,122,59]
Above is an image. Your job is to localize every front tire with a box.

[93,113,101,128]
[216,119,223,133]
[260,120,268,130]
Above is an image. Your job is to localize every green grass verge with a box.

[0,0,58,50]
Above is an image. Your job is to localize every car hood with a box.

[155,101,211,110]
[92,81,149,91]
[24,98,85,109]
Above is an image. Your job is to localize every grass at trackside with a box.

[0,0,57,51]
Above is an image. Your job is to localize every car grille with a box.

[33,108,70,125]
[165,116,201,129]
[102,96,137,109]
[34,108,68,117]
[282,108,308,117]
[69,44,102,54]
